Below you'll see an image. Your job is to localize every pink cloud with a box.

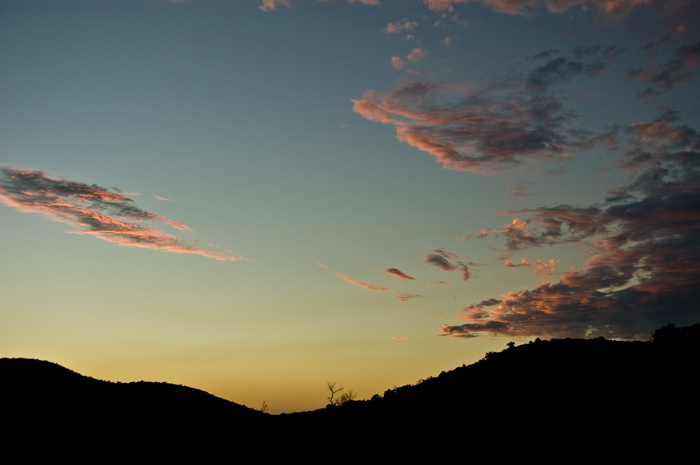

[259,0,290,12]
[506,258,559,276]
[334,273,390,292]
[392,336,408,340]
[406,48,427,63]
[0,168,244,261]
[334,272,419,302]
[352,82,571,174]
[383,20,418,34]
[317,262,329,269]
[153,194,175,202]
[347,0,382,6]
[391,56,406,70]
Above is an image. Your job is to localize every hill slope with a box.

[3,324,697,456]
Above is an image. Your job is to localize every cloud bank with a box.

[441,111,700,339]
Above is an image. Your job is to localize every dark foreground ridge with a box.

[3,324,698,457]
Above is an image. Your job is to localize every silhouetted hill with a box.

[3,324,698,457]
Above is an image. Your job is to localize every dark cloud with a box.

[459,264,471,282]
[385,268,417,281]
[426,252,457,271]
[422,0,654,19]
[0,168,242,261]
[526,57,605,93]
[442,113,700,339]
[629,40,700,96]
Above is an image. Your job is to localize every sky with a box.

[1,0,699,413]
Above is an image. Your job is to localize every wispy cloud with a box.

[317,262,329,269]
[384,268,417,281]
[426,250,457,271]
[153,194,175,202]
[0,168,243,261]
[397,293,421,301]
[425,249,474,281]
[334,272,419,301]
[335,272,390,292]
[505,181,535,203]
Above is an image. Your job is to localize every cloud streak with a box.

[423,0,653,19]
[384,268,417,281]
[0,168,243,261]
[334,272,419,301]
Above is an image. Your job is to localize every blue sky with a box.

[2,0,699,412]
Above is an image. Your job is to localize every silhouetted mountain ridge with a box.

[3,324,697,456]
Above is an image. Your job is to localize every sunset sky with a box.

[2,0,699,413]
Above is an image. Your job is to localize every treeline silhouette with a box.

[3,323,697,458]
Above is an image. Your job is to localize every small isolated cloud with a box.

[429,280,450,285]
[317,262,329,269]
[397,293,421,301]
[383,20,418,34]
[385,268,417,281]
[259,0,290,12]
[406,48,427,63]
[441,37,454,48]
[391,56,406,70]
[0,168,243,261]
[392,336,408,340]
[153,194,175,202]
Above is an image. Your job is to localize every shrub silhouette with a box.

[326,381,356,407]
